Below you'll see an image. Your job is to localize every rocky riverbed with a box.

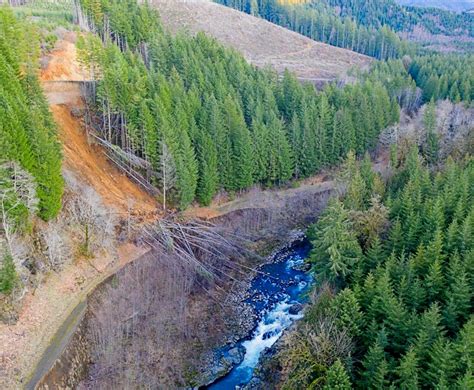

[202,234,313,389]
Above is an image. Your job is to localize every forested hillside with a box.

[217,0,474,55]
[218,0,414,59]
[279,148,474,388]
[0,1,472,389]
[409,54,474,102]
[0,8,63,222]
[149,0,372,85]
[0,7,65,299]
[76,0,399,210]
[217,0,474,106]
[397,0,474,13]
[0,8,64,294]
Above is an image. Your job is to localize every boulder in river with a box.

[288,303,303,315]
[292,262,312,272]
[224,345,246,366]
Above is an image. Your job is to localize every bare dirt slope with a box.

[41,34,158,216]
[40,34,87,82]
[52,105,158,217]
[150,0,372,84]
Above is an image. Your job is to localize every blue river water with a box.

[208,241,313,389]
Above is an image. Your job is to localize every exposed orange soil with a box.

[40,34,87,82]
[0,37,160,389]
[52,105,158,217]
[40,34,159,217]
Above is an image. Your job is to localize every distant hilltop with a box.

[396,0,474,12]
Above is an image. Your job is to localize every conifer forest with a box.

[0,0,472,389]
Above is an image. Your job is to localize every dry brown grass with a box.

[150,0,372,84]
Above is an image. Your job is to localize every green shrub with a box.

[0,254,17,295]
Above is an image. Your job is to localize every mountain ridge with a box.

[396,0,474,12]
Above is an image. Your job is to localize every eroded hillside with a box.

[41,33,158,217]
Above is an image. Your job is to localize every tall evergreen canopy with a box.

[77,0,399,209]
[0,8,63,220]
[284,150,474,388]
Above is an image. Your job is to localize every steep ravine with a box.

[33,235,314,390]
[30,184,335,389]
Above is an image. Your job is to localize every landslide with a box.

[52,105,158,217]
[41,33,158,218]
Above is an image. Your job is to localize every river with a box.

[207,240,313,389]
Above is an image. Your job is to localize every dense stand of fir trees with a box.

[360,59,420,112]
[323,0,473,38]
[0,8,63,294]
[217,0,474,104]
[403,5,474,38]
[0,8,63,221]
[409,54,474,103]
[77,0,400,209]
[282,150,474,389]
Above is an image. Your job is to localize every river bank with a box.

[10,174,335,389]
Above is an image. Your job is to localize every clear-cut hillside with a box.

[149,0,372,84]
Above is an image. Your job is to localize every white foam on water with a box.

[286,255,304,270]
[297,280,308,291]
[239,299,302,369]
[209,248,311,389]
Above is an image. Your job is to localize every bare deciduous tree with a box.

[158,141,177,211]
[63,172,116,257]
[41,223,72,271]
[0,162,38,296]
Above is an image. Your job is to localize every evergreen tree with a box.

[323,359,352,390]
[423,75,440,102]
[330,288,363,337]
[196,131,218,206]
[225,95,254,190]
[396,347,419,390]
[0,254,17,294]
[266,113,293,184]
[426,338,457,388]
[310,199,362,283]
[387,218,404,256]
[424,258,445,304]
[364,236,385,272]
[361,335,389,389]
[442,254,471,333]
[0,8,63,220]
